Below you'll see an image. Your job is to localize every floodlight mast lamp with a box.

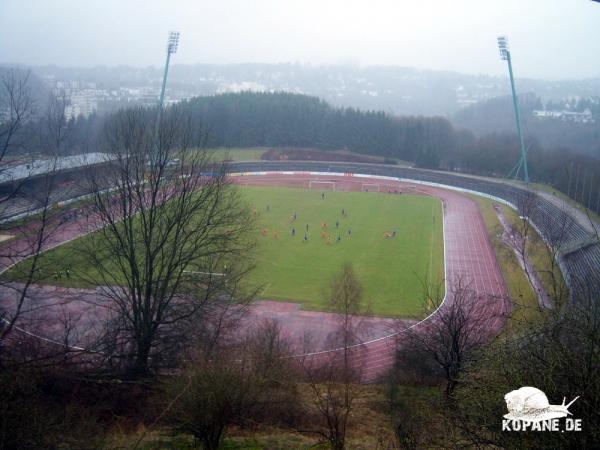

[498,36,529,184]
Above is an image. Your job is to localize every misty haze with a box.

[1,1,599,449]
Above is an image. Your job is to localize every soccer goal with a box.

[308,180,336,191]
[183,270,226,278]
[382,184,400,192]
[361,183,380,192]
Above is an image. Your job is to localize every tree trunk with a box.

[130,337,152,378]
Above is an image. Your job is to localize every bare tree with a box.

[514,190,570,306]
[513,191,538,292]
[0,73,69,362]
[83,106,254,377]
[162,351,259,450]
[0,187,55,343]
[327,263,365,361]
[0,69,34,164]
[43,91,70,156]
[382,279,501,448]
[301,263,365,450]
[406,279,490,398]
[450,276,600,449]
[385,379,431,450]
[160,319,296,450]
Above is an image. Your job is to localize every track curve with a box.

[1,171,510,381]
[233,172,509,381]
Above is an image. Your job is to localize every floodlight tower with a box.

[498,35,529,184]
[157,31,180,126]
[151,31,179,165]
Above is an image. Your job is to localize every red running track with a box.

[0,172,510,382]
[234,173,509,382]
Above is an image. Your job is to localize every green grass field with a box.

[4,186,444,317]
[205,147,268,161]
[197,147,415,166]
[243,187,444,317]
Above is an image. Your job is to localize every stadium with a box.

[1,154,598,382]
[0,153,114,222]
[4,1,600,447]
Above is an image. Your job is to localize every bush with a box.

[163,320,299,450]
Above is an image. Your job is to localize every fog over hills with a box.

[17,63,600,117]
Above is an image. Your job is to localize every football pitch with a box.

[242,186,444,317]
[4,185,444,318]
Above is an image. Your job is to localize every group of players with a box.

[258,192,353,244]
[257,191,402,244]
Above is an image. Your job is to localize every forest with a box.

[13,90,600,214]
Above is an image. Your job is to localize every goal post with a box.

[361,183,380,192]
[382,183,400,192]
[308,180,336,191]
[182,270,226,280]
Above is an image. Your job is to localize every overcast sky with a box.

[1,0,599,79]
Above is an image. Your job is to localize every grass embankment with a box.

[5,186,444,318]
[206,147,268,161]
[101,384,441,449]
[470,195,566,325]
[501,202,568,302]
[200,146,414,166]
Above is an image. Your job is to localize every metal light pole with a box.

[498,36,529,184]
[152,31,179,166]
[157,31,179,126]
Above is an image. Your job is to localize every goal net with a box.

[308,180,336,191]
